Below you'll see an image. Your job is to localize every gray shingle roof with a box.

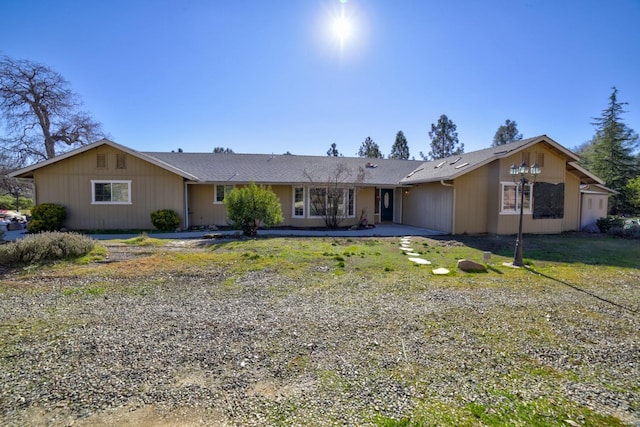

[399,135,579,184]
[143,152,424,186]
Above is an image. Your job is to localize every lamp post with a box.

[509,161,541,267]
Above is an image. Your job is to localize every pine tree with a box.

[581,87,639,214]
[492,119,523,146]
[389,131,410,160]
[421,114,463,160]
[327,142,341,157]
[357,137,383,158]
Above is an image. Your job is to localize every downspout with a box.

[440,180,455,235]
[183,181,189,230]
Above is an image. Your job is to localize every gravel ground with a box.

[0,240,638,426]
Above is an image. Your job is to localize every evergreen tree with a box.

[357,137,383,158]
[421,114,463,160]
[389,131,410,160]
[327,142,341,157]
[213,147,234,153]
[492,119,523,146]
[581,87,639,214]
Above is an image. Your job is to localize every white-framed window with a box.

[293,187,305,217]
[307,186,356,218]
[501,182,532,214]
[309,187,327,217]
[215,185,234,204]
[91,180,131,204]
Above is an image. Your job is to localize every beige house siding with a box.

[495,144,577,235]
[453,165,491,234]
[402,183,454,233]
[562,172,581,232]
[188,183,367,229]
[33,146,185,230]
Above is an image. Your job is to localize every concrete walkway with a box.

[3,224,445,242]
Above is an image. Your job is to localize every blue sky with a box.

[2,0,639,157]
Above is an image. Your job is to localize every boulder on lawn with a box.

[457,259,487,273]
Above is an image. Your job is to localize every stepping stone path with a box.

[400,237,432,266]
[400,237,450,274]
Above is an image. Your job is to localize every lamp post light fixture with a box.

[509,161,541,267]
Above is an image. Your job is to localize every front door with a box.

[380,189,394,221]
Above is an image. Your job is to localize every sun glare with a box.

[333,16,352,42]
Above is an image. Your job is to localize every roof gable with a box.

[9,139,199,180]
[400,135,585,184]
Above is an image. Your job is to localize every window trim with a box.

[500,182,533,215]
[307,186,356,219]
[293,187,305,217]
[91,180,132,205]
[214,184,234,204]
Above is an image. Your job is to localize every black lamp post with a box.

[509,161,541,267]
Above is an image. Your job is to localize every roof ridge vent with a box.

[435,161,446,168]
[449,157,462,165]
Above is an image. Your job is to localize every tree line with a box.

[1,55,638,214]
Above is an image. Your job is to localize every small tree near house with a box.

[224,182,284,237]
[304,162,366,229]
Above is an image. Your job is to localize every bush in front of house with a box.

[150,209,181,232]
[224,181,284,237]
[27,203,66,233]
[0,232,95,265]
[595,216,623,233]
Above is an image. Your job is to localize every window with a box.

[293,187,305,217]
[215,185,234,203]
[116,153,127,169]
[501,182,532,214]
[91,180,131,204]
[308,186,356,218]
[96,153,106,168]
[309,187,327,216]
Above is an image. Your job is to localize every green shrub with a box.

[150,209,181,232]
[0,195,33,210]
[224,181,283,237]
[28,203,66,233]
[0,232,95,265]
[596,216,623,233]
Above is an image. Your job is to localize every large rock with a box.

[457,259,487,273]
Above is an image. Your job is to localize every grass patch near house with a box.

[0,234,638,426]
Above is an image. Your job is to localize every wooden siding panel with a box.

[563,172,581,231]
[33,146,185,230]
[496,143,578,235]
[402,183,453,233]
[454,166,490,234]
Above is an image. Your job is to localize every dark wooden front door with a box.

[380,189,394,221]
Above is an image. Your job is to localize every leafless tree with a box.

[0,55,104,166]
[304,162,366,229]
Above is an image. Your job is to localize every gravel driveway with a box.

[1,240,638,426]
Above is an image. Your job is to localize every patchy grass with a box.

[1,234,638,426]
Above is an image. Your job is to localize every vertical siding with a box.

[563,173,581,231]
[188,184,369,229]
[402,183,453,233]
[454,166,491,234]
[33,146,185,230]
[496,144,577,234]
